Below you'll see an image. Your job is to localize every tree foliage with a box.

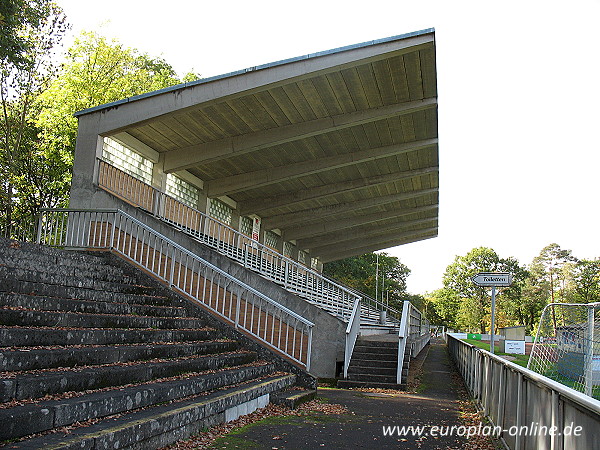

[1,26,198,235]
[442,247,527,333]
[571,259,600,303]
[0,0,58,68]
[0,1,68,234]
[323,252,411,310]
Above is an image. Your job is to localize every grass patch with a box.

[463,339,530,367]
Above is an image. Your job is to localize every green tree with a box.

[442,247,526,333]
[532,243,576,303]
[323,252,411,310]
[1,29,199,234]
[571,259,600,303]
[426,288,461,328]
[0,1,67,235]
[36,31,196,167]
[0,0,58,68]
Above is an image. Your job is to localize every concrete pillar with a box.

[69,118,103,209]
[230,207,240,231]
[152,154,167,191]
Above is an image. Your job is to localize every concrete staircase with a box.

[0,238,311,448]
[337,336,411,389]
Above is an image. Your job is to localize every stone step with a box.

[0,267,159,296]
[355,338,398,347]
[0,340,239,372]
[0,252,135,283]
[352,345,398,354]
[0,241,118,267]
[1,350,257,402]
[0,363,279,442]
[272,387,317,409]
[0,279,175,306]
[10,374,295,449]
[0,307,206,330]
[347,365,397,376]
[0,292,186,318]
[351,350,398,361]
[348,358,398,369]
[0,326,216,348]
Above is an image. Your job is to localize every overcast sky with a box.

[56,0,600,295]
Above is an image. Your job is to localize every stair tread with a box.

[0,363,279,441]
[9,374,295,449]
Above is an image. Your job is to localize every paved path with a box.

[211,339,473,449]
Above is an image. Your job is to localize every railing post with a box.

[169,246,176,287]
[234,290,241,329]
[306,326,313,372]
[36,213,43,244]
[109,211,117,250]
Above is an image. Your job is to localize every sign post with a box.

[471,272,513,354]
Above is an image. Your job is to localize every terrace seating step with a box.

[0,237,311,448]
[272,387,317,409]
[7,374,295,449]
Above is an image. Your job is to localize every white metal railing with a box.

[37,208,314,370]
[447,333,600,450]
[396,300,430,384]
[343,298,362,378]
[96,158,396,325]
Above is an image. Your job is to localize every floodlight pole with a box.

[490,286,496,354]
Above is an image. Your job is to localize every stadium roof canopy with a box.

[74,28,439,263]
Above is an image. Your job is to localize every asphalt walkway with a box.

[211,338,476,449]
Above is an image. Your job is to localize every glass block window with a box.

[102,137,153,184]
[209,198,232,225]
[298,250,307,265]
[166,174,200,208]
[265,231,279,249]
[283,241,295,258]
[311,258,319,270]
[240,216,253,236]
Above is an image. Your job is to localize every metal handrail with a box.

[396,300,430,384]
[343,298,362,378]
[37,208,314,370]
[96,158,393,323]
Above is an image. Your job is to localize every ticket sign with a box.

[472,272,513,287]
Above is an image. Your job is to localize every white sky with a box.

[56,0,600,295]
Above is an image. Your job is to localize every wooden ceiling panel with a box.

[340,67,370,110]
[355,63,384,109]
[324,72,357,113]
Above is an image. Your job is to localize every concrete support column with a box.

[197,191,208,214]
[230,207,241,232]
[69,118,104,209]
[152,154,167,191]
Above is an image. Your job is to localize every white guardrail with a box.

[96,158,401,326]
[37,208,314,370]
[446,333,600,450]
[396,301,430,384]
[344,299,362,378]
